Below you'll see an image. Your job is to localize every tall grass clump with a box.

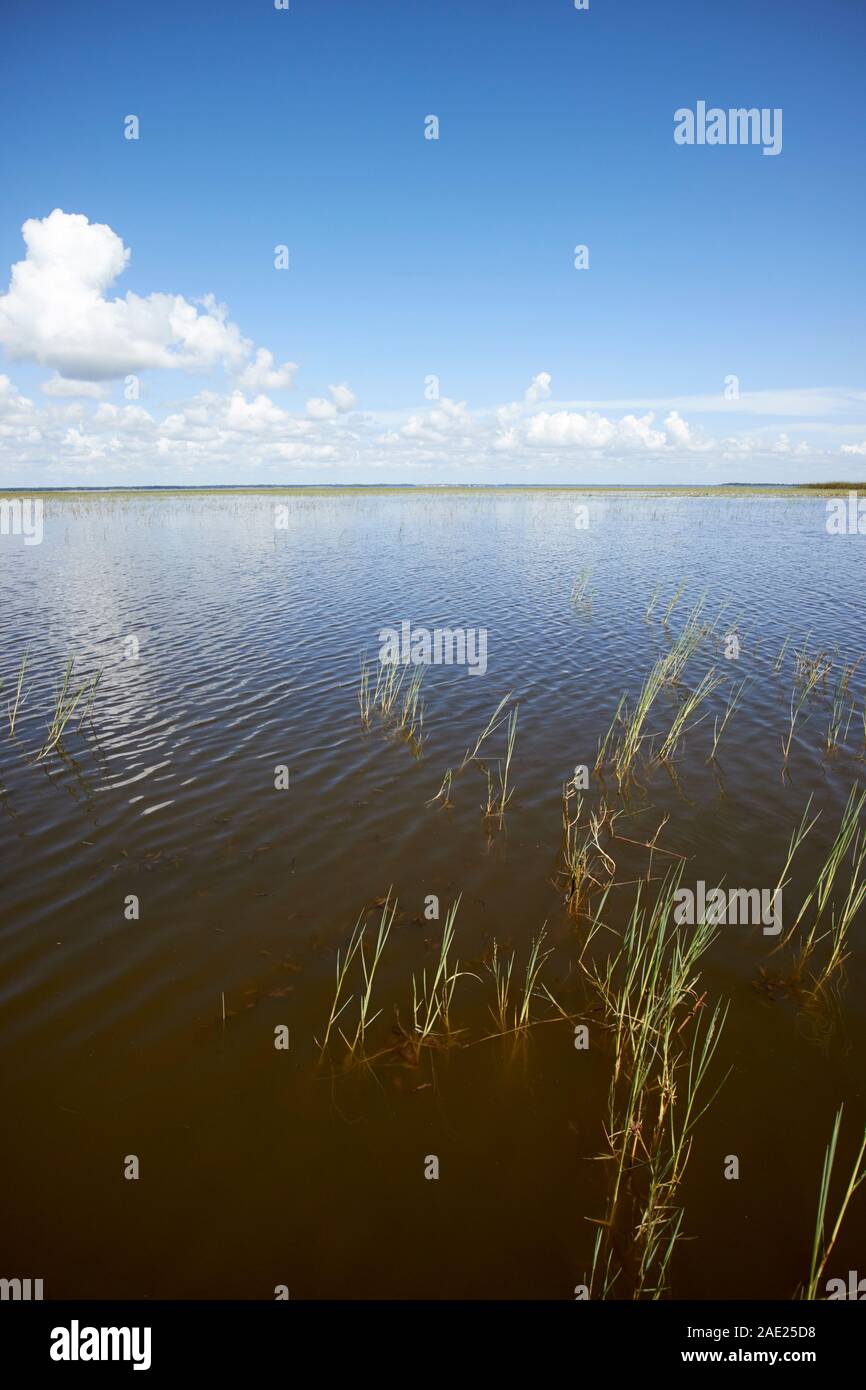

[582,872,729,1298]
[773,786,866,989]
[38,658,100,759]
[656,667,724,764]
[316,894,397,1057]
[801,1106,866,1300]
[398,666,425,745]
[485,927,555,1035]
[408,897,477,1055]
[482,705,518,822]
[601,602,710,783]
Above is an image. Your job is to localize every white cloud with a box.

[0,210,292,386]
[235,347,297,392]
[41,374,110,399]
[526,409,671,450]
[0,355,862,486]
[306,382,357,420]
[329,382,356,413]
[400,396,473,441]
[524,371,551,405]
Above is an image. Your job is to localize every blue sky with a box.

[0,0,864,484]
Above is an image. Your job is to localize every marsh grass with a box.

[594,695,625,773]
[769,787,866,992]
[489,925,554,1024]
[560,789,681,919]
[358,657,372,725]
[38,658,99,760]
[7,649,29,736]
[408,897,478,1055]
[316,894,397,1056]
[661,578,687,626]
[656,667,725,764]
[398,666,425,745]
[608,607,708,782]
[802,1106,866,1300]
[358,654,424,746]
[783,640,834,762]
[571,569,592,607]
[793,639,832,690]
[79,667,102,728]
[482,705,518,821]
[782,649,830,761]
[426,692,517,820]
[560,789,614,915]
[708,678,747,761]
[460,691,513,769]
[427,767,453,807]
[825,669,854,755]
[583,873,729,1298]
[373,658,405,717]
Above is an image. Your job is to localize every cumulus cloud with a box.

[235,348,297,393]
[524,371,551,405]
[0,210,296,387]
[41,374,110,399]
[526,409,670,450]
[400,397,473,441]
[306,382,357,419]
[0,357,856,485]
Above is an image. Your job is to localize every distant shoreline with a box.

[1,482,862,498]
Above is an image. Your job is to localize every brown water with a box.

[1,489,864,1299]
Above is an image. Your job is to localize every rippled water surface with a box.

[1,490,865,1299]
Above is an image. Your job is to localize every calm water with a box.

[1,490,864,1299]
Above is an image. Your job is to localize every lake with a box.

[1,488,864,1299]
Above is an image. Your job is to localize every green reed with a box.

[483,704,518,821]
[358,656,372,725]
[316,894,396,1056]
[802,1106,866,1300]
[7,649,29,736]
[656,667,724,764]
[460,691,514,769]
[374,659,406,717]
[410,897,476,1052]
[661,578,687,626]
[427,767,453,807]
[399,665,425,744]
[608,605,709,781]
[571,568,592,607]
[38,657,95,759]
[773,635,790,672]
[825,668,853,754]
[583,872,728,1299]
[485,927,557,1035]
[708,678,747,761]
